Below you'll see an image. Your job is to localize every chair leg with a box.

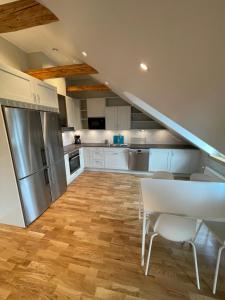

[145,233,158,276]
[189,241,200,290]
[213,245,225,294]
[145,218,150,235]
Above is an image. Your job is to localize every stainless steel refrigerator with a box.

[41,111,67,201]
[3,107,66,226]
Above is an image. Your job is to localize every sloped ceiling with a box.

[2,0,225,155]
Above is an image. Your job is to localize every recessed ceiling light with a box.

[140,63,148,71]
[82,51,87,57]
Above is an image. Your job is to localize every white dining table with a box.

[140,178,225,266]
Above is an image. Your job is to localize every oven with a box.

[69,150,80,175]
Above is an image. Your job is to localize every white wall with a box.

[0,37,28,70]
[62,129,186,146]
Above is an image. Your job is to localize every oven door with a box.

[69,152,80,175]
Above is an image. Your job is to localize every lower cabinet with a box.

[104,148,129,170]
[83,147,129,170]
[149,149,200,174]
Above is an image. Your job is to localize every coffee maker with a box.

[74,135,81,144]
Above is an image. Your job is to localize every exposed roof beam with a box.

[0,0,58,33]
[67,84,110,92]
[25,64,98,80]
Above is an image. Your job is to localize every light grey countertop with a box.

[64,143,197,154]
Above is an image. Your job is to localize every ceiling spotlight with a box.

[140,63,148,71]
[82,51,87,57]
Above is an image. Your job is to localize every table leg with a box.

[141,211,146,266]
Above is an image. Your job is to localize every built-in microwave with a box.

[88,117,105,130]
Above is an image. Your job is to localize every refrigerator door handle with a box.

[41,148,47,167]
[44,168,49,185]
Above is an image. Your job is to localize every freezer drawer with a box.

[49,159,67,202]
[19,168,52,225]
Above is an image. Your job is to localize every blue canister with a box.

[113,135,124,144]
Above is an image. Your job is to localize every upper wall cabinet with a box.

[0,63,58,109]
[34,79,58,108]
[106,106,131,130]
[66,96,81,129]
[87,98,105,117]
[0,63,34,103]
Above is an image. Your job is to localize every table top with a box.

[140,179,225,220]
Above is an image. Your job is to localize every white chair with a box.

[145,214,200,290]
[190,173,215,182]
[204,220,225,294]
[152,171,174,180]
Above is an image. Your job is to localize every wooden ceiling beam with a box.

[67,84,110,92]
[25,63,98,80]
[0,0,58,33]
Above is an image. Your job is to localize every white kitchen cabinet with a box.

[87,98,105,117]
[0,63,34,103]
[149,148,200,174]
[105,106,131,130]
[79,148,84,170]
[117,106,131,130]
[149,149,170,172]
[66,97,81,129]
[83,148,92,168]
[0,63,58,108]
[105,107,116,129]
[90,147,105,168]
[104,148,129,170]
[34,80,58,108]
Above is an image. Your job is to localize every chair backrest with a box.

[190,173,215,182]
[154,214,197,242]
[152,171,174,180]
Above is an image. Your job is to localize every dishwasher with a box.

[128,149,149,171]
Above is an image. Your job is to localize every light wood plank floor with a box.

[0,172,224,300]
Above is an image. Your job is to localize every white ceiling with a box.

[1,0,225,154]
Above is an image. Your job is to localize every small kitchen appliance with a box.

[74,135,81,144]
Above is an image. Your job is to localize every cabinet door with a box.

[105,107,117,129]
[87,98,105,117]
[79,148,84,170]
[66,97,75,127]
[117,106,131,130]
[170,149,200,173]
[74,99,81,130]
[0,64,34,103]
[149,149,170,172]
[35,81,58,108]
[104,149,128,170]
[83,148,92,168]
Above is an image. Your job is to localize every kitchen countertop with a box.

[64,143,197,154]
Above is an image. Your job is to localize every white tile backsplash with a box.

[62,129,187,145]
[62,131,75,146]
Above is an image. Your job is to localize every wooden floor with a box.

[0,172,224,300]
